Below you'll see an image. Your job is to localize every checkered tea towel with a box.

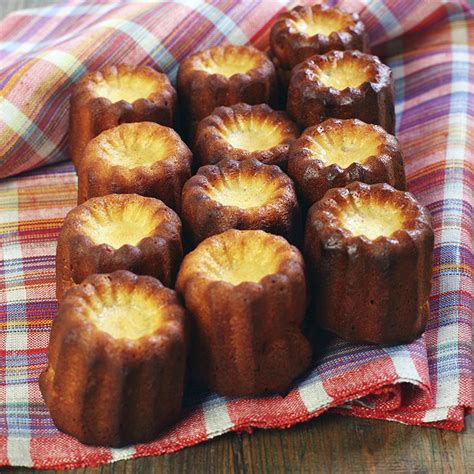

[0,0,472,469]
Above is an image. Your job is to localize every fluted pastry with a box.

[77,122,192,211]
[181,158,302,245]
[176,229,312,396]
[304,182,434,344]
[287,50,395,133]
[271,4,369,70]
[194,103,300,169]
[177,45,277,139]
[69,64,176,167]
[40,271,188,447]
[56,194,183,299]
[288,118,405,205]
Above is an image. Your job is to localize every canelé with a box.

[77,122,192,211]
[304,182,434,344]
[194,103,300,169]
[40,271,188,447]
[288,118,405,205]
[176,229,312,396]
[181,158,302,245]
[56,194,183,299]
[69,64,176,167]
[287,50,395,133]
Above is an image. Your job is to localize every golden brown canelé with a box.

[287,50,395,133]
[56,194,183,299]
[288,118,406,206]
[69,64,177,167]
[176,229,312,396]
[177,45,278,137]
[194,103,300,169]
[40,271,188,447]
[304,182,434,344]
[270,4,369,71]
[77,122,192,211]
[181,158,302,245]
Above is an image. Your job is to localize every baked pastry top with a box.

[195,103,299,168]
[177,45,277,133]
[176,229,311,395]
[56,193,182,298]
[41,271,188,447]
[287,50,395,133]
[77,122,192,211]
[270,4,369,70]
[69,64,176,167]
[304,182,434,344]
[288,118,406,205]
[181,158,301,245]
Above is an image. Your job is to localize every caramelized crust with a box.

[176,229,312,396]
[288,119,406,205]
[270,4,369,70]
[56,194,183,299]
[77,122,192,211]
[40,271,188,447]
[287,51,395,133]
[69,64,176,167]
[177,45,277,137]
[181,158,302,245]
[194,103,300,168]
[304,182,434,344]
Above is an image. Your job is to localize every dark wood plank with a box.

[1,2,471,473]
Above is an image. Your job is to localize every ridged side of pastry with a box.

[287,51,395,134]
[69,64,176,167]
[56,194,183,299]
[194,103,300,169]
[177,45,277,139]
[304,182,434,344]
[270,4,369,70]
[176,229,312,396]
[76,122,192,211]
[40,271,188,447]
[181,158,302,245]
[288,118,406,205]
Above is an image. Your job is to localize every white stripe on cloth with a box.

[382,345,420,382]
[109,446,136,462]
[202,399,233,435]
[5,239,33,466]
[422,406,451,423]
[298,376,333,413]
[0,98,58,162]
[97,18,177,78]
[38,50,86,75]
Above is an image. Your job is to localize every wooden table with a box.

[1,1,472,472]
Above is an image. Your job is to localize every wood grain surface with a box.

[1,1,472,473]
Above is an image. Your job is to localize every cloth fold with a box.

[0,0,472,469]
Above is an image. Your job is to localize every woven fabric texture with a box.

[0,0,472,469]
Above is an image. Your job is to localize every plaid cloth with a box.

[0,0,472,469]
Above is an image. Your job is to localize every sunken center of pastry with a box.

[317,58,373,90]
[293,11,351,36]
[197,52,260,78]
[307,124,383,168]
[92,74,162,103]
[195,231,283,285]
[89,290,163,340]
[206,174,280,209]
[338,200,404,240]
[98,125,173,167]
[220,119,284,152]
[84,200,158,249]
